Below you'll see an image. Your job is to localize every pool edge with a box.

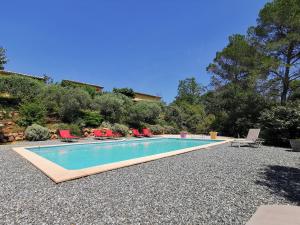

[13,139,232,183]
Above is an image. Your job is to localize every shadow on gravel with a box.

[256,165,300,205]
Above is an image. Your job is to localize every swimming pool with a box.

[28,138,221,170]
[13,138,228,183]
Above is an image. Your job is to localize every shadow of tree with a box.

[256,165,300,205]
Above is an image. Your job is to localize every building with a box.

[133,92,161,102]
[0,70,46,82]
[61,79,104,93]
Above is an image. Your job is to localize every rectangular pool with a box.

[28,138,221,170]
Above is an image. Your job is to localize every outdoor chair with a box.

[231,129,263,148]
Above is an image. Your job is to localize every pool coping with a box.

[13,138,231,183]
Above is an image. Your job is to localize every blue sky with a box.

[1,0,268,102]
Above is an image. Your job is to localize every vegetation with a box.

[0,47,8,70]
[25,124,50,141]
[0,0,299,146]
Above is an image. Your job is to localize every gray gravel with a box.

[0,140,299,225]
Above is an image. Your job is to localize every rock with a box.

[8,135,15,142]
[15,136,24,141]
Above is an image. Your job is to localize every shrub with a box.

[25,124,50,141]
[92,93,133,123]
[81,110,103,127]
[0,76,45,102]
[112,123,129,136]
[259,103,300,146]
[57,123,82,136]
[163,125,179,134]
[128,101,162,126]
[112,87,135,98]
[148,124,164,135]
[18,102,46,126]
[100,121,112,129]
[39,85,92,122]
[58,88,92,123]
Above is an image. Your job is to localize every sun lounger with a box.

[231,129,262,148]
[59,130,80,142]
[132,129,144,138]
[142,128,153,137]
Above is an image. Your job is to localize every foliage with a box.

[127,101,162,127]
[100,121,112,129]
[259,102,300,146]
[0,75,45,102]
[25,124,50,141]
[18,102,46,126]
[58,88,92,123]
[163,125,179,134]
[248,0,300,104]
[148,124,164,135]
[111,123,129,136]
[57,123,82,136]
[164,105,184,129]
[113,87,135,98]
[61,80,99,98]
[175,77,204,104]
[195,114,216,134]
[81,110,103,127]
[92,93,133,123]
[0,47,8,70]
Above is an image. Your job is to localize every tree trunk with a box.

[280,43,294,105]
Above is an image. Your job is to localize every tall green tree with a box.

[0,47,8,70]
[207,34,267,89]
[248,0,300,104]
[175,77,204,104]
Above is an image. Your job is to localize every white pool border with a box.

[13,138,231,183]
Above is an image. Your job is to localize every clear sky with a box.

[1,0,268,102]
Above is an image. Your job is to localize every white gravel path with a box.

[0,140,299,225]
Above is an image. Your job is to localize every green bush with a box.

[0,76,45,102]
[18,102,46,126]
[58,88,92,123]
[92,93,133,123]
[148,124,164,135]
[100,121,112,129]
[112,123,129,136]
[57,123,82,136]
[112,87,135,98]
[81,110,103,127]
[259,103,300,146]
[128,101,162,126]
[163,125,179,134]
[25,124,50,141]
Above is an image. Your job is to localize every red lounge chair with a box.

[59,130,80,142]
[142,128,153,137]
[132,129,143,138]
[94,129,115,139]
[94,129,106,139]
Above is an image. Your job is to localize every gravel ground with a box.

[0,139,299,225]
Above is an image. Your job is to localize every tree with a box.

[248,0,300,104]
[112,87,135,98]
[207,34,268,90]
[175,77,204,104]
[0,47,8,70]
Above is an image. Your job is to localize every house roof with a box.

[61,79,104,89]
[134,91,161,99]
[0,70,46,81]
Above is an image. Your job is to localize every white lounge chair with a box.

[231,129,263,148]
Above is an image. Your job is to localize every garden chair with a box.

[231,129,263,148]
[142,128,153,137]
[59,130,80,142]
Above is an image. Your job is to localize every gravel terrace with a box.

[0,139,299,225]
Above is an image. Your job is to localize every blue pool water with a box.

[28,138,220,170]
